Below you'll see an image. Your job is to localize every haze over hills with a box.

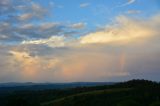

[0,82,114,92]
[0,82,114,87]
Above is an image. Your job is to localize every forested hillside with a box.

[0,79,160,106]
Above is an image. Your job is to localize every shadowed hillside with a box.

[0,79,160,106]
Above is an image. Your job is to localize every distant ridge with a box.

[0,82,114,90]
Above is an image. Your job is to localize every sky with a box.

[0,0,160,82]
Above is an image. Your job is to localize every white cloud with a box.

[21,36,65,47]
[21,23,34,29]
[8,50,60,81]
[80,15,159,45]
[126,10,141,14]
[21,14,160,47]
[18,13,33,20]
[121,0,136,7]
[80,3,90,8]
[70,22,86,29]
[40,22,59,30]
[18,2,48,21]
[114,0,136,9]
[0,13,160,82]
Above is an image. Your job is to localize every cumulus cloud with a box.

[1,38,160,82]
[7,50,61,82]
[0,7,160,82]
[0,1,41,41]
[0,0,73,44]
[2,46,130,82]
[80,15,159,44]
[3,33,160,82]
[21,14,160,48]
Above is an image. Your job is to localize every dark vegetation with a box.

[0,79,160,106]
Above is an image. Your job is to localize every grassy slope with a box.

[41,88,131,106]
[41,80,160,106]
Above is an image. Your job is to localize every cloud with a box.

[17,2,48,21]
[120,0,136,7]
[80,3,90,8]
[20,14,160,48]
[126,10,141,14]
[0,12,160,82]
[80,15,159,45]
[21,36,65,48]
[0,0,65,44]
[1,32,160,82]
[9,45,130,82]
[70,22,86,29]
[8,50,61,81]
[113,0,136,9]
[0,0,83,45]
[40,23,60,30]
[18,13,33,20]
[54,52,129,82]
[5,34,160,82]
[0,0,14,14]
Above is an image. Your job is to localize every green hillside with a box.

[2,79,160,106]
[41,88,131,106]
[42,80,160,106]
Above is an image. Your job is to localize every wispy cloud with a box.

[126,10,141,14]
[21,36,65,48]
[120,0,136,7]
[80,3,90,8]
[70,22,86,29]
[113,0,136,9]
